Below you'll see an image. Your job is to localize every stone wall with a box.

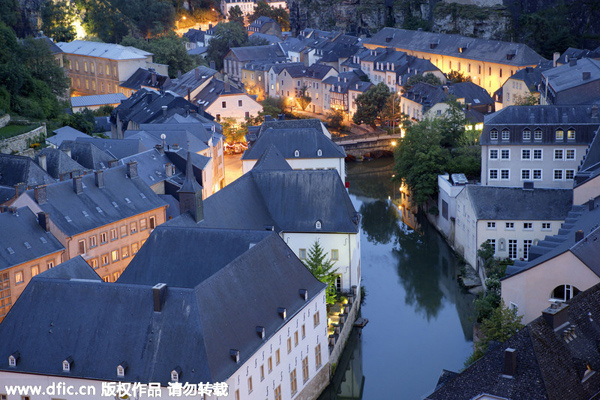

[329,287,362,367]
[0,115,9,129]
[295,362,330,400]
[0,125,46,155]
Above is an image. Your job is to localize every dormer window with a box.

[171,367,182,382]
[567,128,576,140]
[8,352,19,367]
[501,129,510,141]
[522,128,531,141]
[556,129,564,141]
[63,356,73,372]
[117,362,128,377]
[294,150,300,157]
[490,129,498,140]
[315,220,322,230]
[534,128,542,141]
[317,149,322,156]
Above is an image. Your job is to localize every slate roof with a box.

[193,79,247,108]
[0,207,64,271]
[36,148,86,180]
[252,145,293,171]
[0,154,55,188]
[94,116,111,133]
[403,81,492,112]
[187,46,207,56]
[118,148,181,188]
[71,93,127,108]
[557,47,600,65]
[125,130,209,154]
[47,126,89,148]
[120,68,169,91]
[168,168,360,233]
[165,66,218,98]
[57,40,151,60]
[21,165,167,237]
[427,284,600,400]
[183,28,206,44]
[506,65,551,91]
[364,28,546,66]
[228,44,287,63]
[38,256,101,281]
[59,141,114,170]
[575,125,600,187]
[465,185,572,221]
[481,105,600,145]
[542,58,600,93]
[75,137,147,160]
[248,33,282,44]
[19,36,63,55]
[0,231,325,385]
[323,70,369,94]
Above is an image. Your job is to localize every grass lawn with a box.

[0,124,39,139]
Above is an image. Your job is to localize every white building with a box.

[436,173,468,243]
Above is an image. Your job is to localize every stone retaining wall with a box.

[0,114,9,129]
[0,125,46,155]
[329,286,361,367]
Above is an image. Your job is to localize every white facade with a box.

[436,174,466,242]
[242,157,346,183]
[206,93,263,123]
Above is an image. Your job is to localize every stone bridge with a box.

[333,133,401,158]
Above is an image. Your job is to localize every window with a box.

[130,222,137,234]
[106,65,110,75]
[490,129,498,140]
[534,128,542,141]
[268,357,273,373]
[47,260,54,269]
[287,337,292,354]
[566,169,575,180]
[90,63,94,73]
[501,149,510,159]
[247,376,253,394]
[149,216,156,230]
[113,66,117,77]
[78,239,86,254]
[274,386,282,400]
[542,222,551,230]
[487,222,496,229]
[110,229,118,241]
[238,100,243,107]
[489,149,498,159]
[502,129,510,141]
[551,284,580,302]
[523,222,533,230]
[121,246,129,259]
[31,265,39,277]
[290,369,297,396]
[554,149,563,160]
[90,235,97,248]
[222,101,227,108]
[508,239,517,259]
[566,149,575,159]
[302,324,306,339]
[505,222,515,230]
[314,311,320,327]
[533,149,542,159]
[260,365,265,381]
[75,61,79,71]
[132,242,139,255]
[113,271,120,281]
[488,239,496,254]
[111,250,119,262]
[315,344,322,369]
[89,258,98,269]
[299,249,306,259]
[523,239,533,260]
[521,169,531,180]
[567,128,575,140]
[489,169,498,180]
[102,254,109,266]
[120,225,128,237]
[140,219,147,231]
[117,365,125,377]
[556,129,564,140]
[275,349,280,365]
[521,149,531,160]
[171,370,179,382]
[522,129,531,141]
[235,390,239,400]
[331,249,339,261]
[554,169,563,180]
[533,169,542,180]
[245,111,249,119]
[15,271,23,284]
[302,357,309,383]
[294,331,299,347]
[500,169,510,180]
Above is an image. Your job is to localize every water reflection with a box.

[359,200,400,245]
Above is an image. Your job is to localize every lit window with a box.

[121,246,129,259]
[130,222,137,234]
[31,265,39,277]
[567,128,575,140]
[556,129,564,140]
[566,169,575,179]
[111,250,119,262]
[566,149,575,159]
[132,242,139,255]
[15,271,23,285]
[102,254,109,266]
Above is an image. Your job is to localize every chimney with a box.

[210,60,216,70]
[126,161,138,179]
[592,105,599,122]
[569,58,577,67]
[590,198,596,211]
[224,81,230,92]
[583,71,591,80]
[155,144,165,155]
[185,105,190,117]
[209,23,213,30]
[278,114,285,120]
[502,348,516,377]
[151,72,157,86]
[165,163,174,177]
[38,154,47,171]
[265,115,272,121]
[152,283,167,312]
[177,70,181,80]
[73,176,83,194]
[195,67,199,80]
[62,148,71,158]
[542,302,570,330]
[443,86,449,94]
[575,229,584,242]
[187,88,191,101]
[94,170,104,188]
[14,183,26,197]
[37,211,50,232]
[108,159,119,168]
[553,52,560,67]
[162,105,168,117]
[34,185,47,205]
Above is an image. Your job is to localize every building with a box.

[242,118,346,182]
[248,16,282,37]
[10,164,168,282]
[46,126,89,148]
[574,126,600,205]
[322,70,372,117]
[0,226,328,400]
[363,27,546,95]
[224,44,288,83]
[221,0,287,20]
[436,173,468,244]
[119,68,169,97]
[58,40,168,97]
[480,105,600,189]
[427,286,600,400]
[35,148,86,181]
[0,206,64,320]
[496,65,550,109]
[454,185,572,268]
[0,154,55,205]
[70,93,127,113]
[540,58,600,105]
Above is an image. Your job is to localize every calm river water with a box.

[319,158,476,400]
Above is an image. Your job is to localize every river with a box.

[319,158,476,400]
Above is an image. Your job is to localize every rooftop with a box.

[57,40,152,60]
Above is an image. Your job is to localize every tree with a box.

[514,92,538,106]
[403,73,442,91]
[206,22,248,70]
[296,86,311,111]
[228,5,244,26]
[447,70,472,83]
[380,93,408,132]
[249,0,290,31]
[437,97,468,148]
[20,37,69,97]
[326,109,344,131]
[65,109,96,134]
[41,1,77,42]
[352,82,390,127]
[303,241,337,305]
[221,117,247,143]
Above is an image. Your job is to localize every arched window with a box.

[317,149,322,157]
[567,127,576,140]
[522,128,531,141]
[556,128,564,141]
[550,284,580,302]
[534,128,543,141]
[490,129,498,140]
[294,150,300,157]
[315,220,322,230]
[501,129,510,141]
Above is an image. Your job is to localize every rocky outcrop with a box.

[432,2,512,40]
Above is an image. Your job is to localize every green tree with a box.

[221,117,247,143]
[437,97,468,148]
[0,0,19,28]
[249,0,290,31]
[65,109,96,134]
[447,70,472,83]
[303,241,337,305]
[403,72,442,91]
[20,37,69,97]
[206,22,248,70]
[41,1,77,42]
[352,82,390,127]
[326,109,344,131]
[228,5,245,26]
[296,86,311,111]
